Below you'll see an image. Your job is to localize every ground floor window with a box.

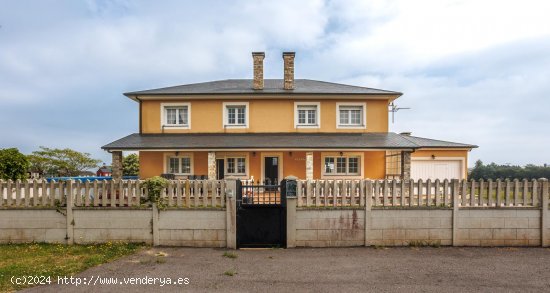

[385,151,402,179]
[323,156,360,175]
[226,157,246,175]
[167,156,191,174]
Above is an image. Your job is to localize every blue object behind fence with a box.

[45,176,139,182]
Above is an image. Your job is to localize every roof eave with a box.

[123,91,402,102]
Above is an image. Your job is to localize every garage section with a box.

[411,159,463,180]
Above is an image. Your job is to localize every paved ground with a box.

[24,247,550,292]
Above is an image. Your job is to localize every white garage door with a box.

[411,160,463,180]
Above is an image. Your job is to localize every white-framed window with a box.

[226,157,246,175]
[323,156,361,175]
[166,155,192,175]
[294,102,320,128]
[336,102,366,129]
[223,102,249,128]
[161,103,191,129]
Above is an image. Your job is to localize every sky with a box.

[1,0,549,167]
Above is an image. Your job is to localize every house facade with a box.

[103,52,476,182]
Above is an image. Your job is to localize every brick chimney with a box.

[252,52,265,90]
[283,52,295,90]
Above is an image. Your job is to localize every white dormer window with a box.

[294,102,320,128]
[223,102,249,128]
[336,102,366,129]
[161,103,191,129]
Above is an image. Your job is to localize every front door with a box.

[264,156,279,185]
[216,159,224,180]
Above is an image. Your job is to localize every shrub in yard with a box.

[142,176,169,206]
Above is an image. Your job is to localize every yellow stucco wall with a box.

[141,98,390,133]
[139,150,385,180]
[139,151,164,179]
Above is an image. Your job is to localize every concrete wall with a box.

[0,208,228,247]
[73,209,153,244]
[368,209,453,246]
[295,209,365,247]
[292,207,549,247]
[0,210,66,243]
[158,210,226,247]
[456,209,541,246]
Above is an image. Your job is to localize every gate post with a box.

[225,179,238,249]
[283,176,298,248]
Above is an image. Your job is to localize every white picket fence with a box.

[0,179,226,208]
[0,178,548,209]
[295,178,548,208]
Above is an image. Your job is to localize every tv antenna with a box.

[389,102,411,123]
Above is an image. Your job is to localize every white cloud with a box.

[0,0,549,166]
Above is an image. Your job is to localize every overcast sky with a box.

[1,0,549,166]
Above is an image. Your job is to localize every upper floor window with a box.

[294,102,320,128]
[336,102,366,129]
[161,103,191,129]
[223,102,249,128]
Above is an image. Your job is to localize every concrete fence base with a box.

[286,206,549,247]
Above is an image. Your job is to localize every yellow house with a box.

[103,52,476,182]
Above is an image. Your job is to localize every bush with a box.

[142,176,169,206]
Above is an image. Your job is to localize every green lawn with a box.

[0,242,142,292]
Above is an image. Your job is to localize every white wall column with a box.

[306,152,314,180]
[208,151,216,180]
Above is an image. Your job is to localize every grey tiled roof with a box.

[401,135,478,149]
[102,132,419,151]
[123,79,401,96]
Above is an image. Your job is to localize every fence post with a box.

[452,179,459,247]
[284,176,298,248]
[364,180,373,247]
[225,179,237,249]
[66,180,74,245]
[542,179,548,247]
[152,203,159,246]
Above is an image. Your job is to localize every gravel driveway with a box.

[23,247,550,292]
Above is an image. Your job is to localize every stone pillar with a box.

[152,203,159,246]
[111,151,123,180]
[401,151,411,180]
[284,176,298,248]
[542,179,548,247]
[306,152,313,180]
[66,180,74,245]
[252,52,265,90]
[283,52,295,90]
[452,179,460,247]
[364,180,372,247]
[208,151,216,180]
[225,179,237,249]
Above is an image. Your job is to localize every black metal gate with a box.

[236,180,286,248]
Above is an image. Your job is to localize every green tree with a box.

[0,148,30,180]
[123,153,140,176]
[28,147,101,177]
[469,160,550,180]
